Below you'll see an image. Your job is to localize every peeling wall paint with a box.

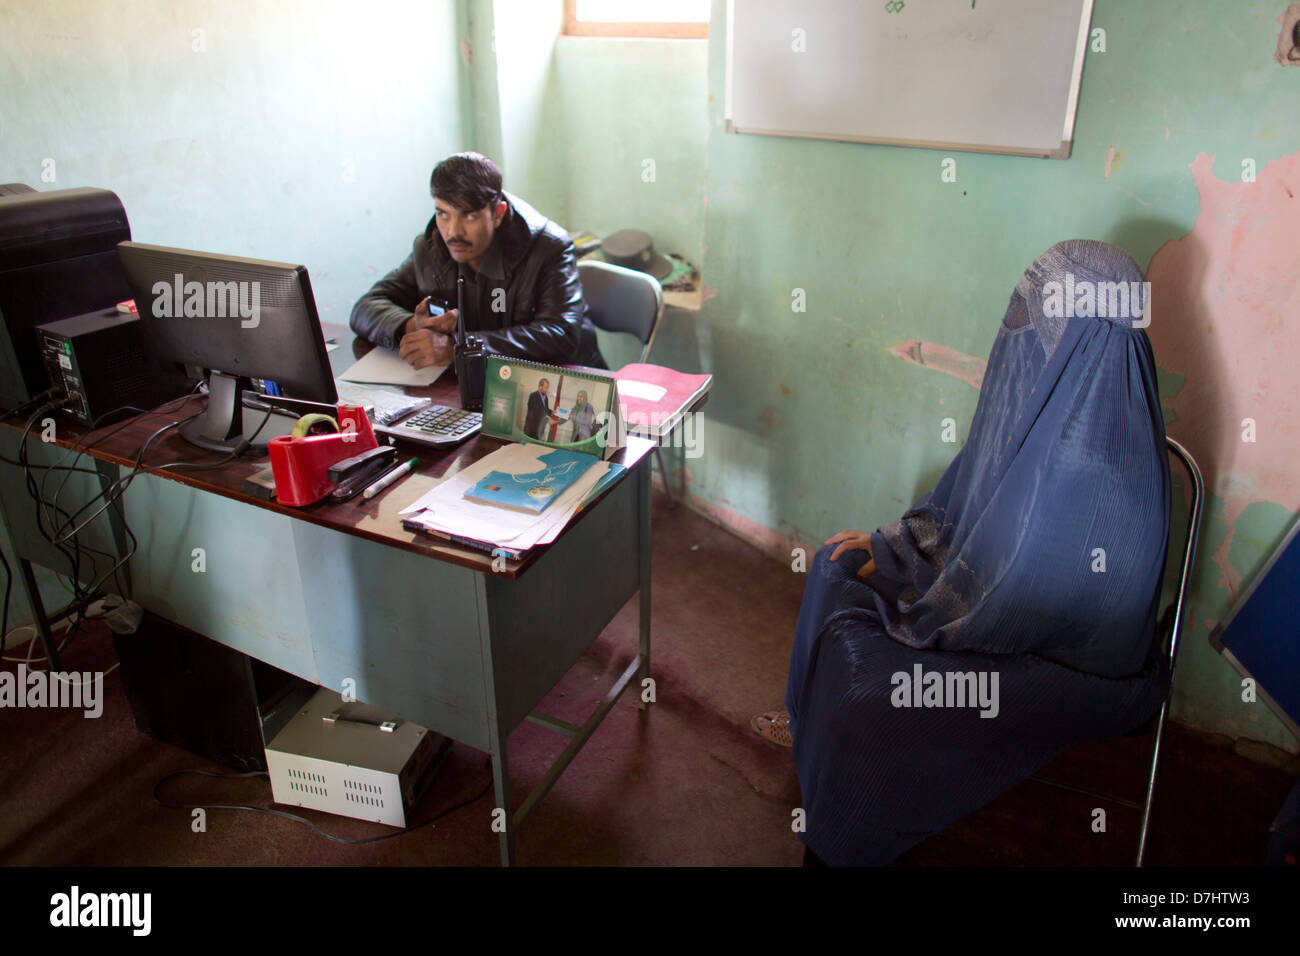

[1274,3,1300,65]
[889,340,986,390]
[1104,145,1126,179]
[1147,150,1300,599]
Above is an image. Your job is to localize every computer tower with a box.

[37,308,192,426]
[112,611,309,772]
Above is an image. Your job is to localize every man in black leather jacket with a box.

[349,152,605,369]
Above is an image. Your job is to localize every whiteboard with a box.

[725,0,1093,159]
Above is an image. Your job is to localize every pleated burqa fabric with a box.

[786,240,1172,865]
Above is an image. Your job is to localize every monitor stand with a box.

[179,371,297,455]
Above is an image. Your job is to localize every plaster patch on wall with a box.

[889,340,986,391]
[1104,145,1126,178]
[1146,150,1300,597]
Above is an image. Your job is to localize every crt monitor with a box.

[116,241,337,453]
[0,185,133,409]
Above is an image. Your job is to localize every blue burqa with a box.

[786,240,1171,865]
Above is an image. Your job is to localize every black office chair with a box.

[577,260,678,503]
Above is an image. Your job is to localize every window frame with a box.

[562,0,708,39]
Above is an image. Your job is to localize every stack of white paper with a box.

[400,443,609,553]
[340,347,446,387]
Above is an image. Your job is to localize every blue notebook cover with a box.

[465,447,598,514]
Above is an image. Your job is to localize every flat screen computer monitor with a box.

[117,241,337,453]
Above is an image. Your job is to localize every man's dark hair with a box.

[431,152,503,213]
[539,378,550,387]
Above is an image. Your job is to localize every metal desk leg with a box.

[637,459,652,707]
[16,558,60,670]
[94,458,132,594]
[476,575,517,867]
[489,722,516,867]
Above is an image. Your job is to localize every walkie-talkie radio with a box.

[452,268,486,411]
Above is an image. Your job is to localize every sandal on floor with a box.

[751,709,793,748]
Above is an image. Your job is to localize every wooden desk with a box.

[0,333,654,865]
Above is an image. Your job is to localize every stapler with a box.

[326,446,399,501]
[327,446,397,484]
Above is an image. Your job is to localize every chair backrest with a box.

[1162,436,1205,676]
[578,260,664,364]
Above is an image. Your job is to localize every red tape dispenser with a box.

[268,405,379,506]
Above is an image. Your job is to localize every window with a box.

[564,0,709,38]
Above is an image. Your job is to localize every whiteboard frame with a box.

[723,0,1095,160]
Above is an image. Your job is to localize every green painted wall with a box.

[0,0,467,629]
[517,0,1300,753]
[474,3,709,263]
[552,35,709,270]
[698,0,1298,751]
[493,0,568,218]
[0,0,464,322]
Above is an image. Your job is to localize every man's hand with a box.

[825,530,876,580]
[398,328,453,369]
[404,299,458,338]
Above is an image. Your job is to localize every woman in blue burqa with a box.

[780,240,1172,865]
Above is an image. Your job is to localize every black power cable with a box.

[2,386,268,663]
[0,548,11,659]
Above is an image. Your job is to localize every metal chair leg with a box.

[1136,437,1204,866]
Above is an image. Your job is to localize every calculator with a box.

[372,404,482,447]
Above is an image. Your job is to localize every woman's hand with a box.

[825,530,876,580]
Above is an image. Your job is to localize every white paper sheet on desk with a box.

[404,469,605,549]
[402,446,607,546]
[400,443,608,549]
[616,379,667,402]
[340,347,446,387]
